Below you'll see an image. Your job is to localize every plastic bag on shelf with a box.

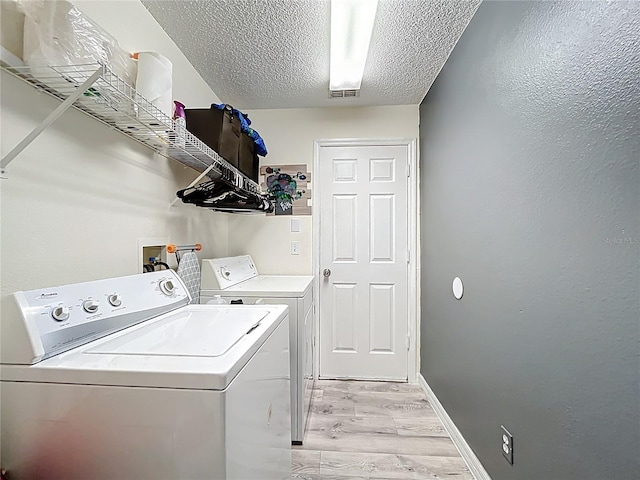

[17,0,136,86]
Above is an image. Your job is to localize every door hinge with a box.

[406,334,410,351]
[407,249,410,264]
[407,162,411,177]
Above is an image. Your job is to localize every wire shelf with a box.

[1,63,261,194]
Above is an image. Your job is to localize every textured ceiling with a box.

[142,0,481,109]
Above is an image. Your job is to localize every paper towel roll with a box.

[135,52,173,119]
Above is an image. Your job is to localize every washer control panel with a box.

[9,270,190,364]
[201,255,259,290]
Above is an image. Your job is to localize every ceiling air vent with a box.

[329,89,360,99]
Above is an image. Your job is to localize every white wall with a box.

[0,0,226,308]
[0,1,23,59]
[228,105,419,275]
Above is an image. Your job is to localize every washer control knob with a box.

[108,294,122,307]
[159,279,176,296]
[82,299,100,314]
[51,305,70,322]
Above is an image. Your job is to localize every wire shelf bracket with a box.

[1,66,103,175]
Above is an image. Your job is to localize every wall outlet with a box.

[501,425,514,465]
[291,241,300,255]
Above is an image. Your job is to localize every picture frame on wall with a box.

[261,164,312,216]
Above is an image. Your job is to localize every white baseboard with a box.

[418,373,492,480]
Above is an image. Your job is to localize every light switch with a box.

[291,218,300,232]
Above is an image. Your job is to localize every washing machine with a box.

[200,255,314,444]
[0,270,291,480]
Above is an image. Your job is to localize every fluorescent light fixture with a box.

[330,0,379,91]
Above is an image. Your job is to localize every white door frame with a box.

[312,138,419,383]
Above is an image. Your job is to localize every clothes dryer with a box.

[200,255,314,444]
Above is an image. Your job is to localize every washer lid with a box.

[86,308,266,357]
[0,305,288,391]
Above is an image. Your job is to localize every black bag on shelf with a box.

[238,132,260,183]
[184,104,241,168]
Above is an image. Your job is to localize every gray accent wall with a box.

[419,2,639,480]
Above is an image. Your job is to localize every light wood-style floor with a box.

[292,380,472,480]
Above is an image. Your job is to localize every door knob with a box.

[323,268,331,277]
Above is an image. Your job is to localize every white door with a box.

[317,143,409,380]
